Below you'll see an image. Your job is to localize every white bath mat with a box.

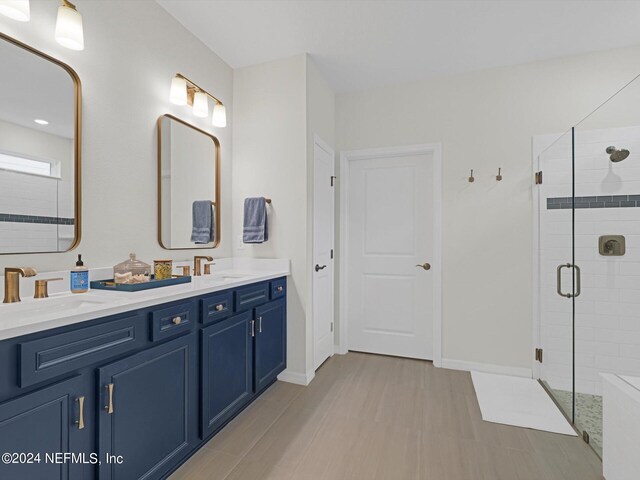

[471,371,577,436]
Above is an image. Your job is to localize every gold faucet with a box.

[3,267,37,303]
[193,256,213,276]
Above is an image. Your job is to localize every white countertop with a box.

[0,258,289,341]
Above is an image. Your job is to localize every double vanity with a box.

[0,21,285,480]
[0,258,289,480]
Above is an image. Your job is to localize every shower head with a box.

[606,146,630,162]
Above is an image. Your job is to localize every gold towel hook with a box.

[468,169,475,183]
[496,168,503,181]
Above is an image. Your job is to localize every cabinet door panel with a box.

[254,299,286,392]
[202,311,253,437]
[0,375,90,480]
[98,335,197,480]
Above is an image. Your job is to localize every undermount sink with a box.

[199,272,258,284]
[0,294,112,318]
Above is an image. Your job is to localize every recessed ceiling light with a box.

[34,119,49,125]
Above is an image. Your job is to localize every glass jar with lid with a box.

[113,253,151,284]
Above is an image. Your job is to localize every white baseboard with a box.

[334,344,348,355]
[441,358,532,378]
[277,368,316,386]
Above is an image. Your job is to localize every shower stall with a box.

[535,73,640,457]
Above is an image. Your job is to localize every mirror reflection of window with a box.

[0,34,79,254]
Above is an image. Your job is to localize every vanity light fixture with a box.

[212,104,226,128]
[193,91,209,118]
[169,73,227,128]
[55,0,84,51]
[34,119,49,125]
[0,0,30,21]
[169,76,187,106]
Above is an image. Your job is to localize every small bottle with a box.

[70,254,89,293]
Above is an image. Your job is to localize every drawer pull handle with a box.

[276,286,283,292]
[76,396,85,430]
[258,316,263,333]
[105,383,114,414]
[172,316,182,325]
[215,304,224,312]
[251,320,255,337]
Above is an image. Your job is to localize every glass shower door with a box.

[536,128,576,422]
[572,74,640,457]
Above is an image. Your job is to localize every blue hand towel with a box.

[191,200,215,244]
[243,197,268,243]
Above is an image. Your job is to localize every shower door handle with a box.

[556,263,581,298]
[573,264,581,298]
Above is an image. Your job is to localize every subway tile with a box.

[590,202,605,208]
[621,201,636,207]
[612,195,629,202]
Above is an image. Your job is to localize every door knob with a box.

[415,263,431,271]
[315,264,327,272]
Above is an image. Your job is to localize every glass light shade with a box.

[193,91,209,118]
[212,103,227,128]
[0,1,30,21]
[169,76,187,105]
[55,3,84,51]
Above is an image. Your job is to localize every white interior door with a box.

[346,151,434,359]
[313,136,335,370]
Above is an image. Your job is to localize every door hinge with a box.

[582,431,590,444]
[330,175,337,187]
[331,322,334,332]
[535,171,543,185]
[330,249,334,259]
[535,348,543,363]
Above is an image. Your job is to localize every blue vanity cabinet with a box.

[0,375,92,480]
[254,298,287,392]
[201,311,253,438]
[97,334,198,480]
[0,276,287,480]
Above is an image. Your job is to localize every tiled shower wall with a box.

[0,169,73,253]
[537,126,640,396]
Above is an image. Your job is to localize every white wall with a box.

[336,44,640,370]
[0,0,233,272]
[232,54,309,378]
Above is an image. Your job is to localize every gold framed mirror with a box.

[157,114,220,250]
[0,33,82,254]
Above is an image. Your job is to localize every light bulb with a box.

[193,91,208,118]
[55,1,84,51]
[212,103,226,128]
[0,0,29,21]
[169,76,187,106]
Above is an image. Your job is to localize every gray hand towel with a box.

[243,197,268,243]
[191,200,215,244]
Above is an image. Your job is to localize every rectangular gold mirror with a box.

[0,33,81,254]
[157,114,220,249]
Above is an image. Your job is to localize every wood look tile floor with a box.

[169,352,603,480]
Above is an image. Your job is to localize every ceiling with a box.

[0,38,74,139]
[157,0,640,93]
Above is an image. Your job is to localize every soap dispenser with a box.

[70,254,89,293]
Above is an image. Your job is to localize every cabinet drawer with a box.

[201,291,233,325]
[234,282,270,312]
[150,301,195,341]
[19,313,145,388]
[270,278,286,300]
